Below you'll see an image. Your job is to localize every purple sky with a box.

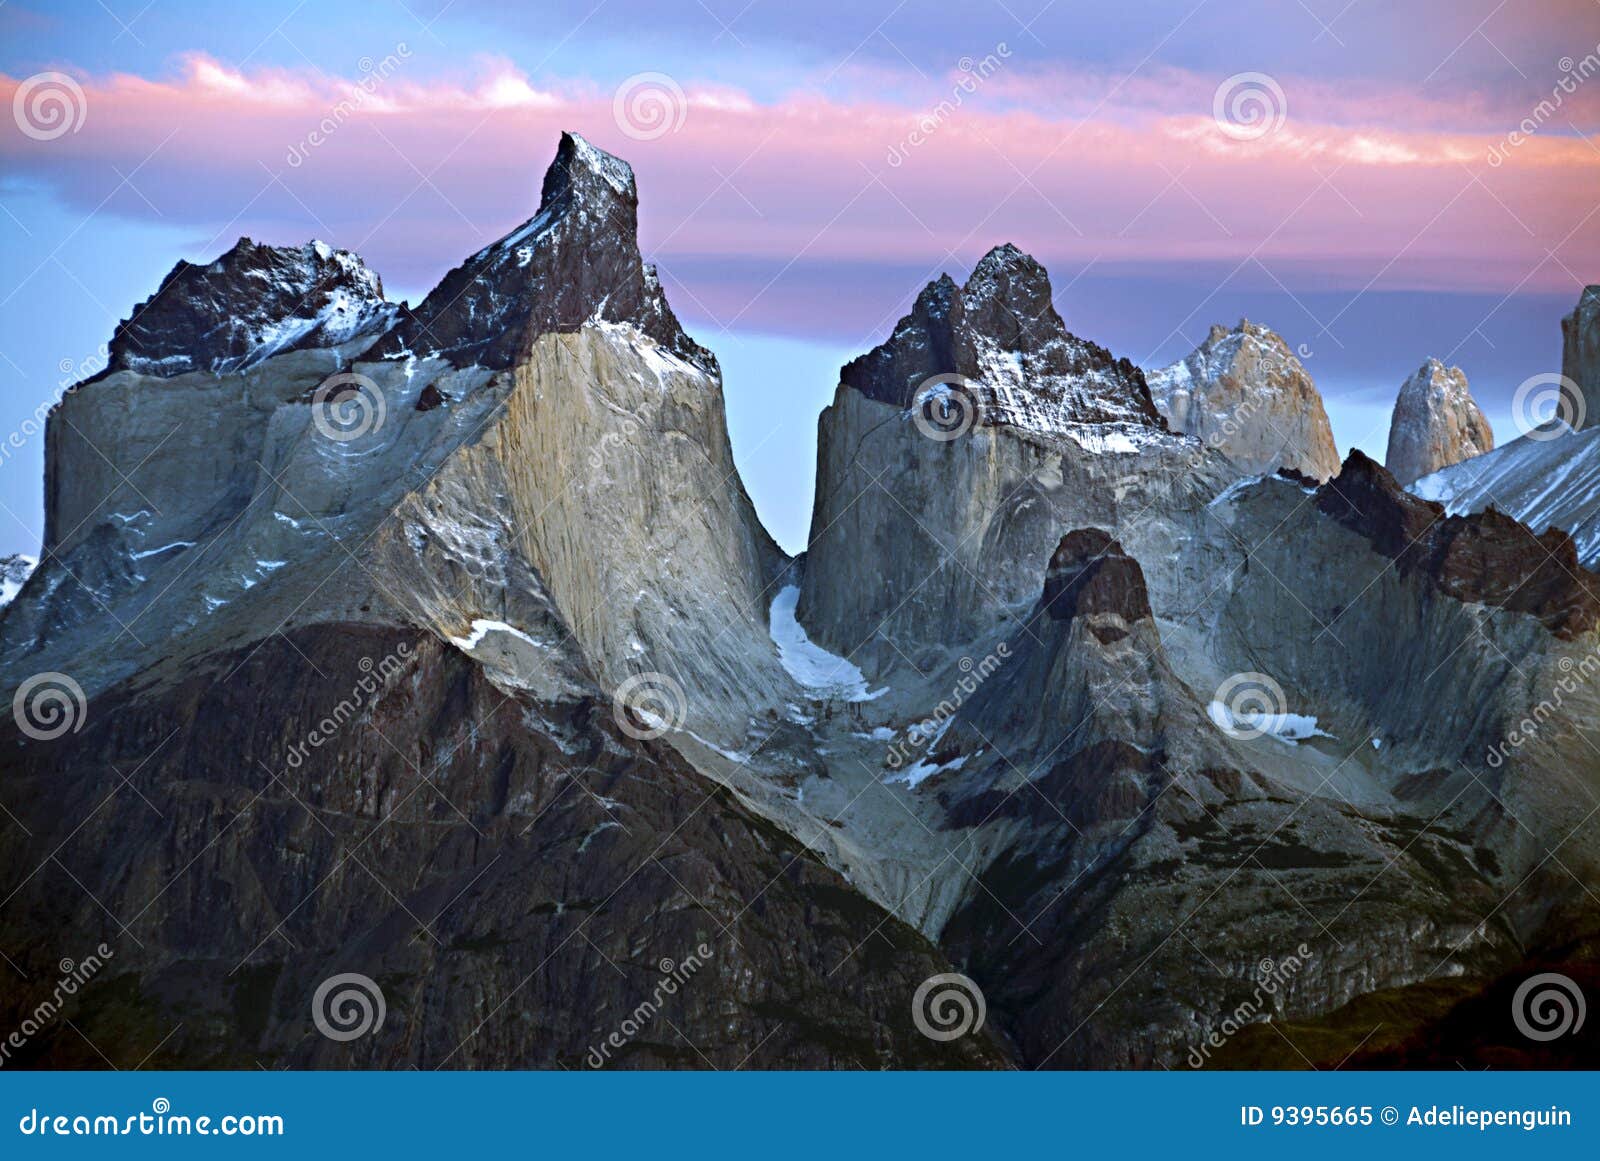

[1,0,1597,553]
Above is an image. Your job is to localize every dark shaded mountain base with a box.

[0,626,1009,1069]
[1208,934,1600,1069]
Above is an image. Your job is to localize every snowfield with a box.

[769,585,886,702]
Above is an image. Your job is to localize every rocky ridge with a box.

[1412,421,1600,567]
[108,238,397,378]
[840,243,1164,433]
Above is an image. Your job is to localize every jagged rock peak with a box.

[108,238,395,378]
[1147,319,1341,481]
[839,243,1162,431]
[540,128,637,206]
[960,243,1056,342]
[1563,284,1600,432]
[372,131,712,373]
[1316,450,1600,640]
[1383,358,1493,486]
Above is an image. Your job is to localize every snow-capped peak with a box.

[108,237,395,379]
[369,132,711,374]
[1146,319,1340,482]
[840,243,1163,435]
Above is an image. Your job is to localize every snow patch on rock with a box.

[0,555,36,607]
[449,618,542,652]
[1208,700,1333,744]
[1411,420,1600,565]
[769,585,885,702]
[886,753,967,788]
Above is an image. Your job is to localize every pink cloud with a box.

[2,55,1595,337]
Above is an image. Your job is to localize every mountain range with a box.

[2,133,1597,1069]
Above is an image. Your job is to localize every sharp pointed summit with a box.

[374,131,710,371]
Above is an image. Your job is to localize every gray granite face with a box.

[1564,284,1600,431]
[1147,319,1341,482]
[1383,358,1493,487]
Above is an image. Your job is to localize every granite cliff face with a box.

[1564,284,1600,430]
[800,246,1202,679]
[1146,319,1341,482]
[4,134,1599,1071]
[1383,358,1493,486]
[11,131,787,748]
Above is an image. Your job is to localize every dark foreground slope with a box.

[0,627,1007,1069]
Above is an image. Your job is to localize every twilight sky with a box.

[2,0,1598,554]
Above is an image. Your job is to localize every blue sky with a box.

[1,0,1596,554]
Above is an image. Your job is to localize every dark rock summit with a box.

[108,238,395,377]
[957,529,1172,760]
[1041,528,1153,627]
[1317,450,1600,639]
[840,243,1161,429]
[372,131,712,372]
